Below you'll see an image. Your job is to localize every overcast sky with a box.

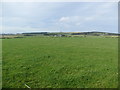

[1,2,118,34]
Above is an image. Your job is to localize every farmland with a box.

[2,36,118,88]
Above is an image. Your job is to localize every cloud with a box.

[0,17,2,25]
[59,17,70,22]
[85,17,94,21]
[85,3,117,21]
[59,16,83,23]
[1,0,119,2]
[1,26,60,34]
[1,2,118,33]
[76,23,81,26]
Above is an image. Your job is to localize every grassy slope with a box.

[2,36,118,88]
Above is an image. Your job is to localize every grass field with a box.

[2,36,118,88]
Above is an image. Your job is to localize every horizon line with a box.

[1,31,119,34]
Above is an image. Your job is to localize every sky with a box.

[1,2,118,34]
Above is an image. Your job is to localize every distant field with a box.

[2,36,118,88]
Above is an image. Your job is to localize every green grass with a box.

[2,36,118,88]
[0,39,2,89]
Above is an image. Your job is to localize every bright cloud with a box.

[59,17,70,22]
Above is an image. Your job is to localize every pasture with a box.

[2,36,118,88]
